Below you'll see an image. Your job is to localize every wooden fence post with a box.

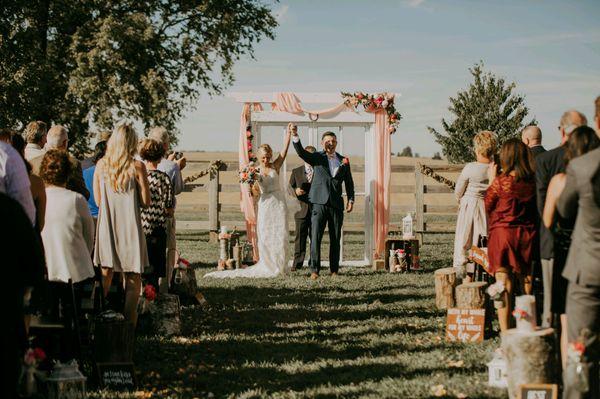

[414,164,425,243]
[208,165,221,243]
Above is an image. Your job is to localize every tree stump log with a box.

[501,328,557,399]
[455,281,488,309]
[434,267,457,309]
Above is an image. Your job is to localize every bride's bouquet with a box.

[239,162,260,185]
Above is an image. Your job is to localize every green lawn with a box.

[89,231,507,399]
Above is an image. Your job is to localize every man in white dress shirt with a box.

[23,121,48,161]
[0,140,36,224]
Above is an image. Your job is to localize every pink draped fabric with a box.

[239,102,262,261]
[367,110,391,257]
[273,92,350,116]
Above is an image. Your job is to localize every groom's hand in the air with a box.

[288,122,298,137]
[346,201,353,213]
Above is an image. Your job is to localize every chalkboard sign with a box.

[97,362,136,390]
[518,384,558,399]
[446,308,485,342]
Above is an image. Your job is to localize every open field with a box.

[88,230,506,399]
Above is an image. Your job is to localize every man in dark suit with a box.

[291,125,354,280]
[535,110,587,327]
[521,125,546,158]
[558,147,600,399]
[289,145,316,271]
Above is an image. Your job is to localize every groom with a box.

[290,124,355,280]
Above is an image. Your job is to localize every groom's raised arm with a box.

[292,137,319,166]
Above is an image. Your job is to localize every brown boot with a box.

[310,272,319,280]
[331,272,338,277]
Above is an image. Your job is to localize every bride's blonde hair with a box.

[104,123,138,192]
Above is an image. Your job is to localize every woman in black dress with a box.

[543,125,600,369]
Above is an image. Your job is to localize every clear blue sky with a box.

[176,0,600,156]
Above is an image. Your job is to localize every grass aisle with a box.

[90,232,506,398]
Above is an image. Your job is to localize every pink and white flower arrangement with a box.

[239,162,261,186]
[341,91,402,133]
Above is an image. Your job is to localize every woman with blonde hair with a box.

[94,124,151,326]
[206,125,292,278]
[452,130,497,280]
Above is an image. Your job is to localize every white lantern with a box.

[402,213,413,239]
[46,360,87,399]
[487,349,508,388]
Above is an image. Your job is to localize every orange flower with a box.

[240,172,248,180]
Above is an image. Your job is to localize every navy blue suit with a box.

[293,139,355,273]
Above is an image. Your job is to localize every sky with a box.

[175,0,600,156]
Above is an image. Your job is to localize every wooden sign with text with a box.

[518,384,558,399]
[468,246,490,274]
[446,308,485,342]
[97,362,136,390]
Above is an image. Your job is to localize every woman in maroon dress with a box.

[485,138,538,332]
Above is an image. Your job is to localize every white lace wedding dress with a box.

[204,169,290,278]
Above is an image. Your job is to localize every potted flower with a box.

[21,346,46,396]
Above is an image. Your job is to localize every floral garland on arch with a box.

[245,125,256,162]
[341,91,402,134]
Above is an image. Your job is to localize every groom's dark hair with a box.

[321,131,337,140]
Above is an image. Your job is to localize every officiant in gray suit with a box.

[289,145,316,271]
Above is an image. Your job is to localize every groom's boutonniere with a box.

[342,157,350,166]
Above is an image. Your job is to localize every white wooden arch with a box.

[230,92,400,266]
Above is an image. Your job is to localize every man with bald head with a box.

[30,125,89,200]
[521,125,546,157]
[536,110,587,328]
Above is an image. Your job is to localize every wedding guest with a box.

[23,121,47,161]
[139,138,173,289]
[0,127,13,143]
[542,126,600,370]
[94,124,150,327]
[558,145,600,399]
[485,139,538,332]
[83,141,107,222]
[595,95,600,133]
[30,125,90,200]
[452,130,497,279]
[10,133,46,231]
[81,131,112,170]
[521,125,546,158]
[536,110,587,327]
[148,127,185,292]
[289,145,316,271]
[0,139,36,224]
[0,193,45,398]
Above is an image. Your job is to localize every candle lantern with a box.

[46,360,86,399]
[402,213,413,239]
[487,349,508,388]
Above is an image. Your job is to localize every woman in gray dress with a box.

[94,124,151,327]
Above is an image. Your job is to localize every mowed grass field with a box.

[89,228,507,399]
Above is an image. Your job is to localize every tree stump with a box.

[434,267,457,309]
[455,281,488,309]
[501,328,557,399]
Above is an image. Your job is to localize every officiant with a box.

[289,146,316,271]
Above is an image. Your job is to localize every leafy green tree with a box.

[0,0,277,154]
[399,146,413,157]
[427,62,536,163]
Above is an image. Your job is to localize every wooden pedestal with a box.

[434,267,457,309]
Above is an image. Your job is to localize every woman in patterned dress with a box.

[139,139,174,290]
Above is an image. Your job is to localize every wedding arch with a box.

[231,91,400,266]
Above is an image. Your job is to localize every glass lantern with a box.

[402,213,413,239]
[46,360,87,399]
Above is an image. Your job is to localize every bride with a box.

[205,124,293,278]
